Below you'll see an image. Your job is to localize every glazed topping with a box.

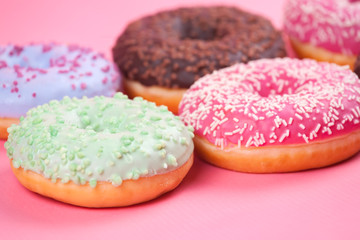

[355,55,360,78]
[284,0,360,55]
[179,58,360,149]
[113,6,286,89]
[5,93,194,187]
[0,43,121,118]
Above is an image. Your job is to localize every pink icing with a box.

[283,0,360,55]
[179,58,360,148]
[0,43,121,118]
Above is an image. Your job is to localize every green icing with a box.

[5,93,194,187]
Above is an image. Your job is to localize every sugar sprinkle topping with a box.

[283,0,360,55]
[179,58,360,148]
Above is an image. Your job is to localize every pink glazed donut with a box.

[283,0,360,69]
[179,58,360,173]
[0,43,121,139]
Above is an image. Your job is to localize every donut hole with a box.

[74,108,131,135]
[179,20,223,41]
[246,76,300,98]
[239,74,318,98]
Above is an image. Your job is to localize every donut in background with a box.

[0,43,121,139]
[283,0,360,69]
[113,6,287,114]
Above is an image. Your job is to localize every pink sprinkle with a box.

[69,75,75,79]
[58,70,69,74]
[0,61,7,68]
[13,46,23,56]
[85,72,92,76]
[32,74,36,79]
[111,76,117,83]
[101,66,110,72]
[26,78,31,82]
[32,93,36,98]
[55,56,66,67]
[13,81,18,86]
[92,55,97,60]
[80,83,87,90]
[102,77,108,84]
[72,61,81,68]
[42,45,52,53]
[14,87,19,93]
[37,69,47,74]
[2,84,6,88]
[14,65,23,78]
[71,84,76,90]
[18,94,21,98]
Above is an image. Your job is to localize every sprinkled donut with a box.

[0,43,121,139]
[5,93,194,207]
[283,0,360,69]
[179,58,360,173]
[113,6,286,113]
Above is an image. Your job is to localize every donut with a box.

[179,58,360,173]
[5,93,194,207]
[283,0,360,69]
[112,6,287,114]
[0,43,121,139]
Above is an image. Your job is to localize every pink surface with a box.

[1,0,360,239]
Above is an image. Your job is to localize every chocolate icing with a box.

[113,6,287,88]
[355,55,360,78]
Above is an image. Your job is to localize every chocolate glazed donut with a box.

[112,6,287,113]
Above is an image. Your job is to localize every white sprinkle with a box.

[302,134,309,143]
[203,126,210,135]
[336,123,344,130]
[269,132,277,139]
[251,106,258,114]
[299,124,306,130]
[279,130,290,143]
[218,117,229,125]
[295,113,303,120]
[351,108,359,118]
[245,136,253,147]
[282,119,288,127]
[260,133,265,144]
[252,114,259,121]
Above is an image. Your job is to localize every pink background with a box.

[1,0,360,239]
